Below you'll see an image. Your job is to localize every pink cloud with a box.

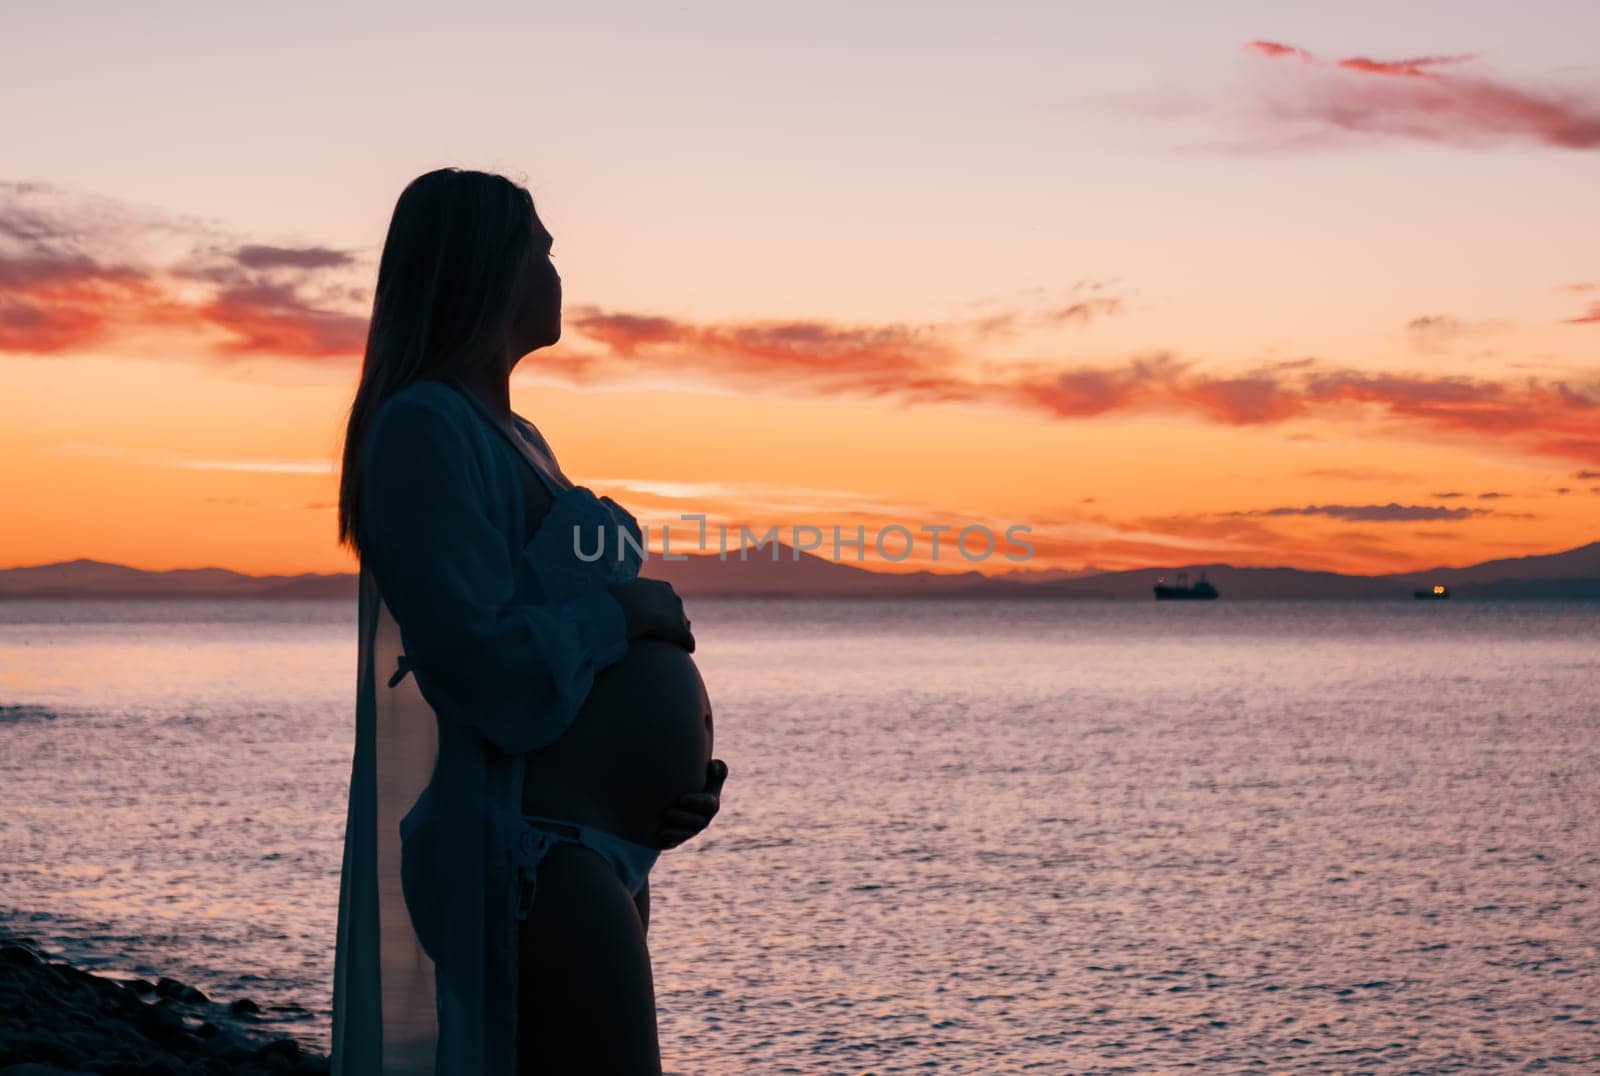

[1336,54,1475,79]
[545,307,1600,463]
[1242,40,1600,149]
[7,186,1597,468]
[1246,41,1314,64]
[0,188,366,358]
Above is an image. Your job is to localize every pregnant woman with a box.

[331,168,728,1075]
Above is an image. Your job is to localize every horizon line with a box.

[4,537,1595,583]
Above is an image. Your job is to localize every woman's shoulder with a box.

[365,379,481,454]
[375,378,472,425]
[357,382,507,526]
[354,380,510,551]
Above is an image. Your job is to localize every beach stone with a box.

[80,1057,147,1075]
[131,1004,193,1052]
[201,1032,245,1059]
[4,1039,78,1070]
[255,1039,301,1063]
[112,1058,185,1076]
[0,933,326,1075]
[0,947,42,970]
[49,964,94,985]
[153,978,208,1004]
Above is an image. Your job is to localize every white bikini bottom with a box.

[513,814,659,920]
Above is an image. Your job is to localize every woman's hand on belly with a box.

[607,578,696,652]
[656,758,728,849]
[522,641,715,847]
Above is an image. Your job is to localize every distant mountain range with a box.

[0,559,355,600]
[3,542,1597,601]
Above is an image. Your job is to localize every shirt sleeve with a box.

[358,392,630,755]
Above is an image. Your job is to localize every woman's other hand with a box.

[656,759,728,849]
[606,578,695,652]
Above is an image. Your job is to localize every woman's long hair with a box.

[337,168,537,559]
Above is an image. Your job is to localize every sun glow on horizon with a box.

[3,5,1598,577]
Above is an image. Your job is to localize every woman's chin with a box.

[512,326,561,359]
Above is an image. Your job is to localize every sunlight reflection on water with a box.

[2,599,1598,1071]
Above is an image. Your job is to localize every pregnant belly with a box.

[521,640,713,847]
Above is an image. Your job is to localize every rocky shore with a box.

[0,935,328,1075]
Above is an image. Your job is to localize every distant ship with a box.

[1413,584,1451,600]
[1153,571,1219,601]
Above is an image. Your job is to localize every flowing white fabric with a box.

[332,378,642,1075]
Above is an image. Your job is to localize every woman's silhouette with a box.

[332,168,727,1074]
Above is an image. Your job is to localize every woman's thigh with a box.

[517,842,661,1076]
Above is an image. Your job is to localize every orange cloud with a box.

[1246,41,1314,63]
[1083,509,1450,574]
[550,309,1600,462]
[0,185,365,358]
[1232,503,1486,522]
[962,294,1122,339]
[198,282,367,356]
[566,307,952,398]
[7,186,1598,470]
[0,248,365,357]
[0,255,181,352]
[1336,54,1476,79]
[1242,41,1600,149]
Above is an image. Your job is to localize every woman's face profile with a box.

[509,219,562,356]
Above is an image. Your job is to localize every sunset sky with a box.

[3,1,1598,577]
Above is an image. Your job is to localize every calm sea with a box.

[2,599,1597,1072]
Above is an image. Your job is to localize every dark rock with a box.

[255,1039,300,1063]
[0,933,325,1075]
[0,946,43,970]
[154,978,208,1004]
[49,964,97,985]
[132,1003,196,1053]
[6,1038,78,1070]
[113,1058,186,1076]
[201,1032,245,1059]
[86,1058,171,1076]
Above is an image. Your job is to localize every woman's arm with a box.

[360,392,631,754]
[632,877,649,934]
